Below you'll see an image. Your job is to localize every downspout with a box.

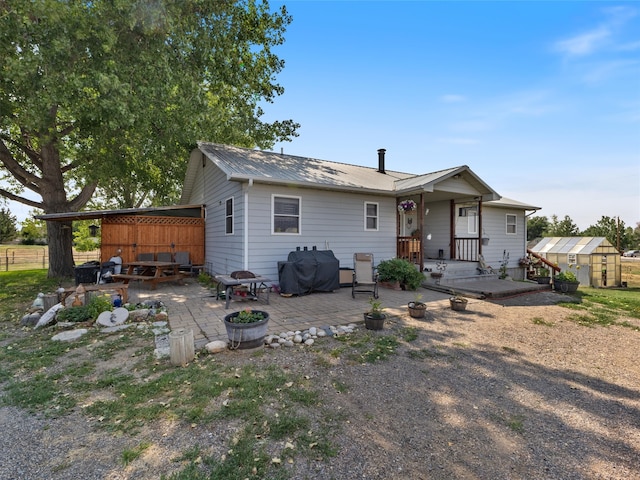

[243,179,253,270]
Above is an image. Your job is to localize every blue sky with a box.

[5,1,639,232]
[264,0,640,230]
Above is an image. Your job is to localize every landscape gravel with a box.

[1,291,639,479]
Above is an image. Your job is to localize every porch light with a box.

[88,224,100,237]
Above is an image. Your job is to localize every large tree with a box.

[547,215,579,237]
[582,216,632,251]
[0,0,298,277]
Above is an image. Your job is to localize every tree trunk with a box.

[46,220,75,278]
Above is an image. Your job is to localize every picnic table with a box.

[113,261,185,290]
[214,274,271,309]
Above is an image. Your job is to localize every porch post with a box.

[478,199,483,256]
[449,199,456,259]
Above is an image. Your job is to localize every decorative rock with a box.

[304,338,314,346]
[35,303,64,329]
[205,340,228,353]
[51,329,88,342]
[129,308,151,322]
[293,334,303,343]
[309,326,317,336]
[21,312,41,327]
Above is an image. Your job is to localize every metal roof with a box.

[530,237,613,255]
[485,197,540,211]
[182,142,501,202]
[36,204,204,222]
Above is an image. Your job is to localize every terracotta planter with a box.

[364,313,386,330]
[224,310,270,350]
[379,280,401,291]
[449,297,468,311]
[408,302,426,319]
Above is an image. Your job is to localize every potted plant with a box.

[553,269,580,293]
[376,258,425,291]
[223,308,270,350]
[449,291,468,311]
[534,267,551,284]
[408,293,426,319]
[364,297,386,330]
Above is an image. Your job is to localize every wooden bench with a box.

[62,282,129,304]
[112,273,185,290]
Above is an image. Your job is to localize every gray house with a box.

[180,142,539,282]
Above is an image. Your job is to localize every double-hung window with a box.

[365,202,379,231]
[225,197,234,235]
[506,214,517,235]
[273,195,300,234]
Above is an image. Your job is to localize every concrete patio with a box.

[125,276,550,349]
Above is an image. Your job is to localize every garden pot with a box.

[379,280,401,291]
[553,280,580,293]
[224,310,270,350]
[449,297,468,311]
[364,313,386,330]
[534,276,551,285]
[408,302,426,319]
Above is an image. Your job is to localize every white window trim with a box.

[364,202,379,231]
[468,211,478,234]
[225,197,234,235]
[506,214,517,235]
[567,253,577,265]
[272,194,301,235]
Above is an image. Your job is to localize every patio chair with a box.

[477,254,495,275]
[175,251,192,272]
[97,261,116,284]
[137,252,154,262]
[352,253,379,299]
[157,252,173,262]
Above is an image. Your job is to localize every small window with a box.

[365,202,378,231]
[568,253,577,265]
[273,195,300,234]
[506,214,517,234]
[225,197,234,235]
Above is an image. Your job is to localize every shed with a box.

[529,237,621,287]
[37,205,206,266]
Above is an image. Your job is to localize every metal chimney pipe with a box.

[377,148,386,174]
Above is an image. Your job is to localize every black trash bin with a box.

[74,261,100,285]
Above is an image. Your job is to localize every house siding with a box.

[423,200,451,259]
[243,184,398,280]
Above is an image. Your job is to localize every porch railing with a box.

[397,236,422,269]
[454,237,480,261]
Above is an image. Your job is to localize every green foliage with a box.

[0,207,18,243]
[527,215,550,241]
[582,216,632,250]
[367,297,385,318]
[1,0,299,276]
[376,258,425,290]
[20,218,47,245]
[227,308,265,324]
[556,270,578,282]
[547,215,579,237]
[56,305,93,323]
[73,221,101,252]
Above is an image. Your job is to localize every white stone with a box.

[308,326,316,336]
[269,342,281,349]
[317,330,327,337]
[293,334,303,343]
[35,303,64,329]
[51,329,88,342]
[152,321,168,328]
[205,340,228,353]
[304,338,314,346]
[283,340,294,347]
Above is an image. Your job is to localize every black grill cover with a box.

[278,250,339,295]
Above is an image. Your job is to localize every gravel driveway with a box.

[1,291,639,479]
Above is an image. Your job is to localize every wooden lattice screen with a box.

[100,215,205,265]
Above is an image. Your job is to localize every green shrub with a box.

[376,258,424,290]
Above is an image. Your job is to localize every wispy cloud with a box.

[440,94,466,103]
[553,5,638,58]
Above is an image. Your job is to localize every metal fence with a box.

[1,248,100,272]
